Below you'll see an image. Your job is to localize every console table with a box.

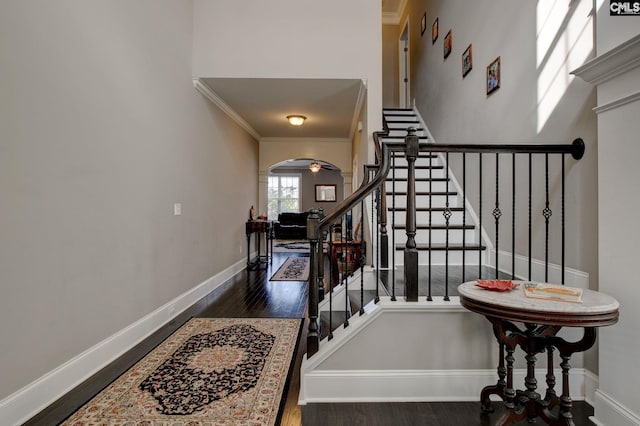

[458,281,619,426]
[245,220,273,270]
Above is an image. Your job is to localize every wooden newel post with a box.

[404,128,419,301]
[306,208,321,357]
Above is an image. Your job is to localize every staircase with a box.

[380,109,487,296]
[301,108,586,404]
[317,108,488,339]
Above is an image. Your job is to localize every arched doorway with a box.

[265,159,344,220]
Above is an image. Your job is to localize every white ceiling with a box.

[201,78,363,139]
[199,4,405,141]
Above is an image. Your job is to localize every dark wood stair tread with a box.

[392,224,475,230]
[390,191,458,196]
[394,243,486,251]
[388,206,465,212]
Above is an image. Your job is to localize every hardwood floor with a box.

[28,251,594,425]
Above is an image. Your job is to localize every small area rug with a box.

[269,257,310,281]
[272,239,328,253]
[63,317,301,426]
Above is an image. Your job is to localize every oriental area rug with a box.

[269,257,310,281]
[62,317,301,426]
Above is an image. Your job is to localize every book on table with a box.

[523,282,583,303]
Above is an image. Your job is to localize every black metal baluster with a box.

[562,154,566,284]
[543,153,552,282]
[512,153,516,279]
[342,215,349,328]
[427,149,433,301]
[360,200,366,313]
[479,153,483,279]
[493,153,501,279]
[328,229,334,340]
[444,151,451,301]
[462,152,466,283]
[528,153,532,281]
[391,153,397,301]
[375,189,380,303]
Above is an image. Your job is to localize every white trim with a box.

[593,90,640,114]
[571,34,640,85]
[592,389,640,426]
[584,369,599,406]
[382,12,400,25]
[260,137,350,144]
[299,368,588,405]
[0,257,248,426]
[488,249,589,288]
[192,78,261,140]
[348,81,367,141]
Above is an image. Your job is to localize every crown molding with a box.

[571,34,640,85]
[382,12,400,25]
[192,79,261,140]
[260,137,350,144]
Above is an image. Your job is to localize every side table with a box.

[458,281,619,425]
[245,220,273,270]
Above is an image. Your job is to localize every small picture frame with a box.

[444,30,452,59]
[487,56,501,95]
[432,18,438,44]
[315,184,337,202]
[462,44,472,77]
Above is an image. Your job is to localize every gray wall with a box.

[270,167,345,215]
[0,0,258,400]
[397,0,598,371]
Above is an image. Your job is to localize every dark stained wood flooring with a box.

[28,251,595,425]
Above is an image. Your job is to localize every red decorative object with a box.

[475,279,519,292]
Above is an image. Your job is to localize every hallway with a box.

[31,252,594,425]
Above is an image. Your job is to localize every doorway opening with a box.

[399,19,410,109]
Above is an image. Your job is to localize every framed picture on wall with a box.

[315,184,336,202]
[462,44,472,77]
[444,30,452,59]
[432,18,438,44]
[487,56,501,95]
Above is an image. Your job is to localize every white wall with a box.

[0,0,258,411]
[192,0,382,164]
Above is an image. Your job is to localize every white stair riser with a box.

[386,168,446,179]
[387,129,426,138]
[386,181,451,192]
[393,250,485,265]
[389,211,466,225]
[384,115,418,122]
[393,229,477,245]
[389,195,461,208]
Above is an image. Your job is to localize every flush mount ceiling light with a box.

[309,161,321,173]
[286,115,307,126]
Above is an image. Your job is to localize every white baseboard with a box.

[0,257,248,426]
[591,389,640,426]
[489,249,589,288]
[299,368,588,405]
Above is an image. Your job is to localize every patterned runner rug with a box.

[269,257,310,281]
[63,317,301,426]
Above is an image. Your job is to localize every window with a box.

[268,175,300,219]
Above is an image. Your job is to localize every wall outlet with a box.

[173,203,181,216]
